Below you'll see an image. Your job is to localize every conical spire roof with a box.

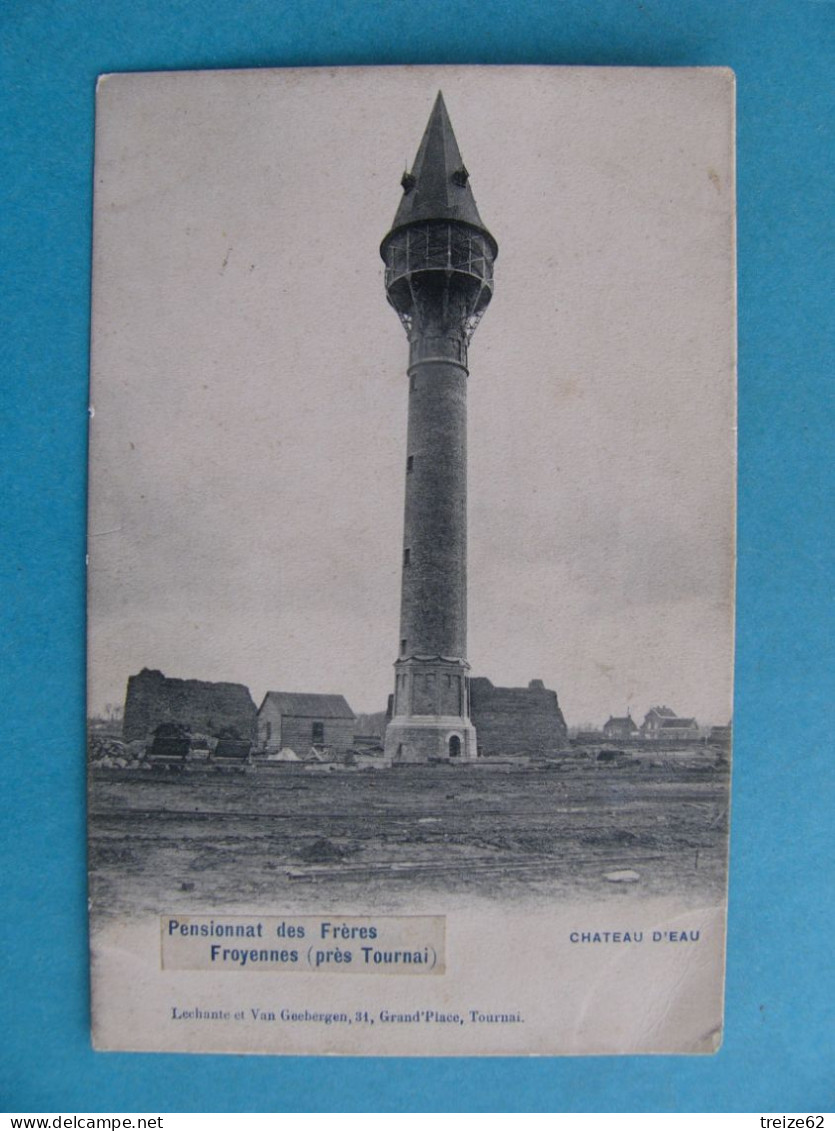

[384,92,497,254]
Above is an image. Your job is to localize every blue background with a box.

[2,0,833,1113]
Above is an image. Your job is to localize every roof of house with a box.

[645,706,677,718]
[259,691,355,719]
[659,717,697,728]
[604,715,637,728]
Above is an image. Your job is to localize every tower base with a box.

[383,716,477,764]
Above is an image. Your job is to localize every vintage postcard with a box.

[87,65,735,1055]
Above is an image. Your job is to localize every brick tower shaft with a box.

[400,358,467,658]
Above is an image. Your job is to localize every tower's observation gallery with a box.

[381,92,497,764]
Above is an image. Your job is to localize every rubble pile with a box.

[88,734,146,770]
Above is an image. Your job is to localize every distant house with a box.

[602,715,638,740]
[659,717,699,739]
[640,706,677,738]
[256,692,356,754]
[640,706,700,741]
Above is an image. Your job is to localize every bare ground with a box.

[88,756,730,921]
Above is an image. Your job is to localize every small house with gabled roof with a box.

[602,714,639,740]
[256,691,356,754]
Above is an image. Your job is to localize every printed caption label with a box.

[161,915,445,975]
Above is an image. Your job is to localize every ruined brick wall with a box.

[122,668,256,742]
[470,677,568,756]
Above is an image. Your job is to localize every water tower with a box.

[381,92,497,763]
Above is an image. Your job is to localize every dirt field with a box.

[88,755,730,921]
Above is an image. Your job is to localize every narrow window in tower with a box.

[403,547,411,566]
[409,374,416,394]
[407,455,414,473]
[400,639,407,657]
[312,721,324,744]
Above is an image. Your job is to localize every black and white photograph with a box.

[87,65,735,1056]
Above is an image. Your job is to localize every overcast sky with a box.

[88,65,735,726]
